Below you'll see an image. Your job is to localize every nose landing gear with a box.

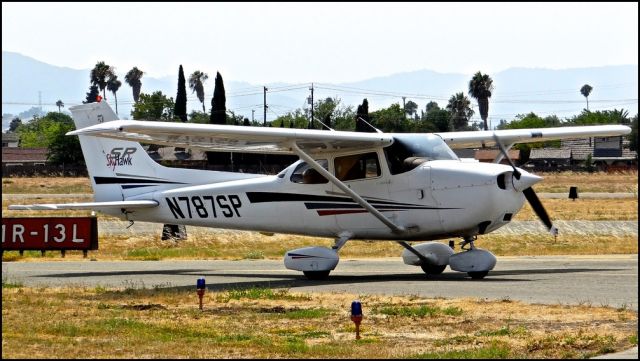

[449,236,496,279]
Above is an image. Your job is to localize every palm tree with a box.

[55,100,64,113]
[468,71,494,130]
[90,61,115,100]
[107,75,122,115]
[125,67,144,103]
[446,92,474,130]
[189,71,209,112]
[580,84,593,110]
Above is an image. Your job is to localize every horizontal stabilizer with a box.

[8,200,159,211]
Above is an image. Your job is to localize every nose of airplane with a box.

[512,169,542,191]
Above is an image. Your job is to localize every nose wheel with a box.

[449,236,496,280]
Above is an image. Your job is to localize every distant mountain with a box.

[2,51,637,131]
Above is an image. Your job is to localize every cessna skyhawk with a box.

[10,101,631,279]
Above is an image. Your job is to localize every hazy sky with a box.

[2,2,638,84]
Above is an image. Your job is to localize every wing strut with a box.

[291,142,405,234]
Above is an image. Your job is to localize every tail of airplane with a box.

[68,101,260,203]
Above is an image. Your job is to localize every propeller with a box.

[493,133,559,237]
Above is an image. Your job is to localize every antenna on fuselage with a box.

[357,117,383,134]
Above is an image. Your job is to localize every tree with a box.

[210,72,227,125]
[16,112,83,165]
[174,65,188,122]
[125,67,144,103]
[424,108,451,132]
[580,84,593,110]
[131,91,175,121]
[355,99,375,132]
[446,92,474,130]
[425,101,440,113]
[569,108,630,126]
[207,72,228,165]
[273,109,308,129]
[405,100,418,117]
[188,111,210,124]
[55,100,64,113]
[189,70,209,112]
[9,117,22,132]
[84,85,100,103]
[106,75,122,115]
[370,103,408,132]
[468,71,494,130]
[90,61,115,100]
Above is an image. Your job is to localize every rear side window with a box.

[334,152,381,181]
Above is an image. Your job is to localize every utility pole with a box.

[309,83,314,129]
[263,86,268,126]
[252,109,255,123]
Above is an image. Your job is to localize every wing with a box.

[68,120,394,154]
[8,200,159,211]
[435,125,632,149]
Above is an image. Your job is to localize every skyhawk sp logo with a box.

[106,147,136,170]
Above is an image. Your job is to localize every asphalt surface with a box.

[3,255,637,310]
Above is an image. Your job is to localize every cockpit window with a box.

[334,152,381,181]
[385,134,459,174]
[290,160,329,184]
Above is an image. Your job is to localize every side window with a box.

[290,160,329,184]
[334,152,381,181]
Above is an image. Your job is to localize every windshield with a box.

[385,134,459,174]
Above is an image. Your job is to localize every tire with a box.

[468,271,489,279]
[420,264,447,275]
[303,271,330,280]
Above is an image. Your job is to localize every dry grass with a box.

[3,230,636,262]
[2,285,636,359]
[514,198,638,221]
[533,170,638,193]
[2,177,92,194]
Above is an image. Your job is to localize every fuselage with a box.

[122,134,532,241]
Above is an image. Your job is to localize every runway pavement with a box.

[3,255,637,310]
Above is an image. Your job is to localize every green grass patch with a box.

[220,287,311,302]
[476,325,528,337]
[282,308,331,319]
[412,341,511,359]
[376,304,463,317]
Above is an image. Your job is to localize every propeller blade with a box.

[492,133,520,179]
[523,187,558,236]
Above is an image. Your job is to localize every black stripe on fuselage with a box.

[246,191,458,210]
[94,176,184,185]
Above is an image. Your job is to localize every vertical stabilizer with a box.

[68,101,263,202]
[69,101,164,202]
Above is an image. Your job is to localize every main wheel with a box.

[303,270,330,280]
[468,271,489,279]
[420,264,447,275]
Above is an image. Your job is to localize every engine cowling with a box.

[402,242,454,266]
[284,246,339,272]
[449,248,496,273]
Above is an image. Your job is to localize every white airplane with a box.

[10,101,631,279]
